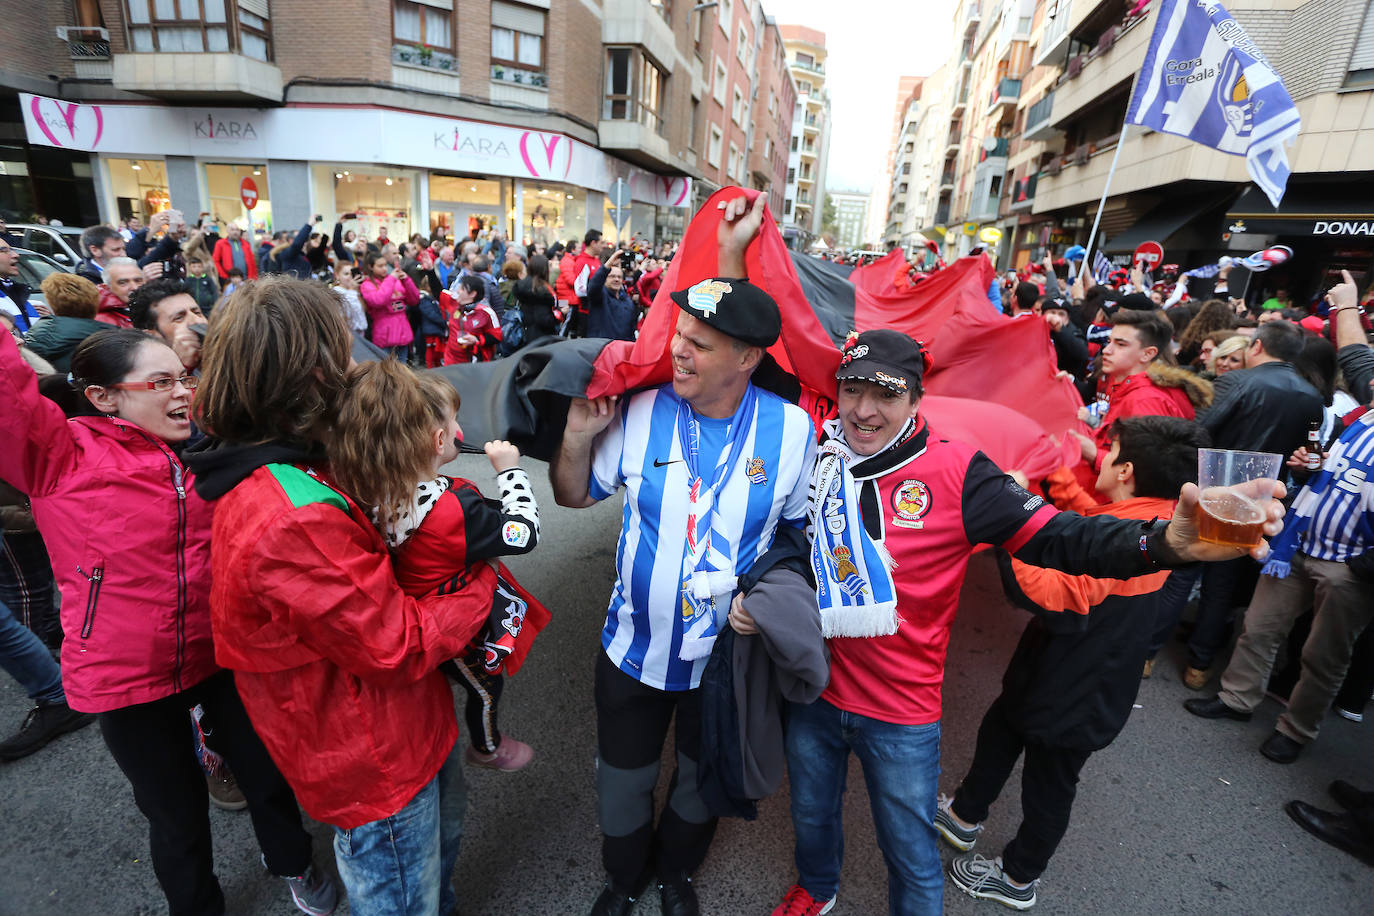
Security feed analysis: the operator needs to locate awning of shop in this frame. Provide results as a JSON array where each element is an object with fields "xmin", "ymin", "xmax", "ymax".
[
  {"xmin": 1225, "ymin": 180, "xmax": 1374, "ymax": 237},
  {"xmin": 1103, "ymin": 185, "xmax": 1241, "ymax": 254}
]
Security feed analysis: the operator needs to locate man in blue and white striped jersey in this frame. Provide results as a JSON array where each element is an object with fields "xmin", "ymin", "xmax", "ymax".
[
  {"xmin": 1186, "ymin": 271, "xmax": 1374, "ymax": 764},
  {"xmin": 552, "ymin": 193, "xmax": 817, "ymax": 916}
]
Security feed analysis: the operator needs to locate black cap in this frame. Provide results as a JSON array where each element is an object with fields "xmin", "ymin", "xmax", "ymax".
[
  {"xmin": 1042, "ymin": 296, "xmax": 1071, "ymax": 313},
  {"xmin": 669, "ymin": 277, "xmax": 781, "ymax": 348},
  {"xmin": 836, "ymin": 329, "xmax": 931, "ymax": 395},
  {"xmin": 1117, "ymin": 292, "xmax": 1155, "ymax": 312}
]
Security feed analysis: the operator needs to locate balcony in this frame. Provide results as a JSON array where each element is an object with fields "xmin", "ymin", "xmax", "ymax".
[
  {"xmin": 1022, "ymin": 91, "xmax": 1059, "ymax": 142},
  {"xmin": 978, "ymin": 137, "xmax": 1010, "ymax": 161},
  {"xmin": 113, "ymin": 52, "xmax": 283, "ymax": 102},
  {"xmin": 1049, "ymin": 9, "xmax": 1150, "ymax": 128},
  {"xmin": 935, "ymin": 202, "xmax": 951, "ymax": 226},
  {"xmin": 951, "ymin": 86, "xmax": 969, "ymax": 116},
  {"xmin": 599, "ymin": 116, "xmax": 674, "ymax": 173},
  {"xmin": 1009, "ymin": 173, "xmax": 1036, "ymax": 211},
  {"xmin": 57, "ymin": 26, "xmax": 111, "ymax": 79},
  {"xmin": 792, "ymin": 59, "xmax": 826, "ymax": 76},
  {"xmin": 1034, "ymin": 0, "xmax": 1073, "ymax": 66},
  {"xmin": 987, "ymin": 78, "xmax": 1021, "ymax": 118},
  {"xmin": 939, "ymin": 168, "xmax": 956, "ymax": 191}
]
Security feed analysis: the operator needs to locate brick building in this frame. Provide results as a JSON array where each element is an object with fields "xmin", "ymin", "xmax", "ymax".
[{"xmin": 1, "ymin": 0, "xmax": 798, "ymax": 247}]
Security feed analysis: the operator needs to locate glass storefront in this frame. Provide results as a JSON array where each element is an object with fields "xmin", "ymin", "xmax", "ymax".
[
  {"xmin": 521, "ymin": 183, "xmax": 585, "ymax": 250},
  {"xmin": 429, "ymin": 174, "xmax": 508, "ymax": 246},
  {"xmin": 602, "ymin": 198, "xmax": 660, "ymax": 246},
  {"xmin": 311, "ymin": 165, "xmax": 418, "ymax": 243},
  {"xmin": 105, "ymin": 158, "xmax": 172, "ymax": 222},
  {"xmin": 204, "ymin": 162, "xmax": 271, "ymax": 235}
]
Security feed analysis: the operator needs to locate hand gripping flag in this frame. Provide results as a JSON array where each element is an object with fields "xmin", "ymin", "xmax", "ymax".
[{"xmin": 1126, "ymin": 0, "xmax": 1300, "ymax": 206}]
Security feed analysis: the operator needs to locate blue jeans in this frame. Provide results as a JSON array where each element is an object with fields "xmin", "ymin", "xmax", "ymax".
[
  {"xmin": 786, "ymin": 698, "xmax": 943, "ymax": 916},
  {"xmin": 0, "ymin": 598, "xmax": 64, "ymax": 705},
  {"xmin": 332, "ymin": 740, "xmax": 467, "ymax": 916}
]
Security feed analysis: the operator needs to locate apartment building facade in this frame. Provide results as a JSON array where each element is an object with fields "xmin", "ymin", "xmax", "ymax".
[
  {"xmin": 779, "ymin": 24, "xmax": 832, "ymax": 248},
  {"xmin": 828, "ymin": 189, "xmax": 869, "ymax": 249},
  {"xmin": 2, "ymin": 0, "xmax": 794, "ymax": 248},
  {"xmin": 917, "ymin": 0, "xmax": 1373, "ymax": 302}
]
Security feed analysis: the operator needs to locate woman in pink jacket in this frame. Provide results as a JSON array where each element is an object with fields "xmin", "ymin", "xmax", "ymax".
[
  {"xmin": 0, "ymin": 328, "xmax": 334, "ymax": 916},
  {"xmin": 359, "ymin": 252, "xmax": 419, "ymax": 360}
]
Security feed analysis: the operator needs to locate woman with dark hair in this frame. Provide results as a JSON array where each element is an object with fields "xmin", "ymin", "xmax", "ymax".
[
  {"xmin": 360, "ymin": 251, "xmax": 419, "ymax": 360},
  {"xmin": 1177, "ymin": 299, "xmax": 1239, "ymax": 368},
  {"xmin": 515, "ymin": 254, "xmax": 558, "ymax": 344},
  {"xmin": 0, "ymin": 326, "xmax": 333, "ymax": 916},
  {"xmin": 1293, "ymin": 335, "xmax": 1360, "ymax": 444}
]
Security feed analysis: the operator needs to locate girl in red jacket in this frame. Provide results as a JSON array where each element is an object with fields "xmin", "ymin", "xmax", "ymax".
[
  {"xmin": 0, "ymin": 327, "xmax": 333, "ymax": 916},
  {"xmin": 330, "ymin": 360, "xmax": 549, "ymax": 771}
]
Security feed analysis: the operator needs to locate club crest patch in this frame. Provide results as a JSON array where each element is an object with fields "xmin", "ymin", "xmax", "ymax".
[
  {"xmin": 746, "ymin": 456, "xmax": 767, "ymax": 485},
  {"xmin": 840, "ymin": 343, "xmax": 869, "ymax": 366},
  {"xmin": 501, "ymin": 521, "xmax": 531, "ymax": 548},
  {"xmin": 687, "ymin": 279, "xmax": 732, "ymax": 316},
  {"xmin": 891, "ymin": 479, "xmax": 931, "ymax": 529}
]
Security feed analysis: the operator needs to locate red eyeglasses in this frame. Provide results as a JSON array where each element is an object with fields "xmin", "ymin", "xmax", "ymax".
[{"xmin": 110, "ymin": 375, "xmax": 199, "ymax": 392}]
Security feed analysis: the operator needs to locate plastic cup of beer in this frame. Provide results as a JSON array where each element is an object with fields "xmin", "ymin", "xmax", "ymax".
[{"xmin": 1196, "ymin": 448, "xmax": 1282, "ymax": 549}]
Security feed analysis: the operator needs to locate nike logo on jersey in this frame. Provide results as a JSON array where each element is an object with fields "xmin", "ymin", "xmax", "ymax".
[{"xmin": 653, "ymin": 458, "xmax": 682, "ymax": 468}]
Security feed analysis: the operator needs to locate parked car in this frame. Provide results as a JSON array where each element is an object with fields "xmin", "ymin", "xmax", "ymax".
[
  {"xmin": 11, "ymin": 247, "xmax": 70, "ymax": 311},
  {"xmin": 9, "ymin": 224, "xmax": 86, "ymax": 269}
]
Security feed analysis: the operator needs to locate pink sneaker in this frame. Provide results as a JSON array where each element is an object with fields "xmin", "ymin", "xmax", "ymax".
[{"xmin": 464, "ymin": 736, "xmax": 534, "ymax": 771}]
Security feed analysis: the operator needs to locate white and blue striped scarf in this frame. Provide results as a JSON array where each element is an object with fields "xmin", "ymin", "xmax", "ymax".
[{"xmin": 809, "ymin": 420, "xmax": 901, "ymax": 638}]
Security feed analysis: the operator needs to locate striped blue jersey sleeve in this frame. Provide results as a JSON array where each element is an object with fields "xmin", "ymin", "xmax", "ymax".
[{"xmin": 588, "ymin": 397, "xmax": 631, "ymax": 502}]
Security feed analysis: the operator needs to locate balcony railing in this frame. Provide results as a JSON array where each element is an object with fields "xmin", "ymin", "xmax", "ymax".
[
  {"xmin": 988, "ymin": 77, "xmax": 1021, "ymax": 109},
  {"xmin": 393, "ymin": 44, "xmax": 456, "ymax": 72},
  {"xmin": 492, "ymin": 63, "xmax": 546, "ymax": 86},
  {"xmin": 1055, "ymin": 9, "xmax": 1149, "ymax": 90},
  {"xmin": 793, "ymin": 59, "xmax": 825, "ymax": 75},
  {"xmin": 940, "ymin": 168, "xmax": 956, "ymax": 186},
  {"xmin": 978, "ymin": 137, "xmax": 1010, "ymax": 161},
  {"xmin": 1023, "ymin": 91, "xmax": 1055, "ymax": 138},
  {"xmin": 935, "ymin": 203, "xmax": 951, "ymax": 226}
]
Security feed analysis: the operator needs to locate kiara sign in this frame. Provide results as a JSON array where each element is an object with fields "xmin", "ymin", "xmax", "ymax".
[{"xmin": 19, "ymin": 93, "xmax": 691, "ymax": 208}]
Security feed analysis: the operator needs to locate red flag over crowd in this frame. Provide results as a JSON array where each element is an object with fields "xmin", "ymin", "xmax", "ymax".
[{"xmin": 436, "ymin": 187, "xmax": 1085, "ymax": 480}]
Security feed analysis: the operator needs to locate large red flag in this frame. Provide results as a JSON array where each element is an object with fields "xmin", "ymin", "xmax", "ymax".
[{"xmin": 587, "ymin": 187, "xmax": 840, "ymax": 405}]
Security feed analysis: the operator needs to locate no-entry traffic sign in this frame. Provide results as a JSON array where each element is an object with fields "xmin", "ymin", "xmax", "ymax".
[
  {"xmin": 1133, "ymin": 240, "xmax": 1163, "ymax": 271},
  {"xmin": 240, "ymin": 176, "xmax": 259, "ymax": 210}
]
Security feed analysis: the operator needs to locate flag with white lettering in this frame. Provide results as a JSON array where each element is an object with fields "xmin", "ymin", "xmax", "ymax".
[{"xmin": 1126, "ymin": 0, "xmax": 1300, "ymax": 206}]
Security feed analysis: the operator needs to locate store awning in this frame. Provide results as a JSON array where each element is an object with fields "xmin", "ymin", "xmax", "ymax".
[
  {"xmin": 1104, "ymin": 186, "xmax": 1241, "ymax": 253},
  {"xmin": 1225, "ymin": 181, "xmax": 1374, "ymax": 238}
]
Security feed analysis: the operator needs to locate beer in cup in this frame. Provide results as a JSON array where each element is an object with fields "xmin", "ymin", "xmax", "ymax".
[{"xmin": 1196, "ymin": 448, "xmax": 1283, "ymax": 549}]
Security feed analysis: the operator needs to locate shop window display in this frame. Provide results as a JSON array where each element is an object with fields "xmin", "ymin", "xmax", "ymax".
[
  {"xmin": 204, "ymin": 162, "xmax": 270, "ymax": 234},
  {"xmin": 105, "ymin": 158, "xmax": 172, "ymax": 223}
]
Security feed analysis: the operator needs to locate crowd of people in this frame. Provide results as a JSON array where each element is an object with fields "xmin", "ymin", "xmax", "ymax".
[{"xmin": 0, "ymin": 190, "xmax": 1370, "ymax": 916}]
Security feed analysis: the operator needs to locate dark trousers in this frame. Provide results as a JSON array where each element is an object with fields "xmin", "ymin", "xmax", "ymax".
[
  {"xmin": 1187, "ymin": 556, "xmax": 1260, "ymax": 669},
  {"xmin": 98, "ymin": 670, "xmax": 313, "ymax": 916},
  {"xmin": 594, "ymin": 651, "xmax": 717, "ymax": 892},
  {"xmin": 1147, "ymin": 566, "xmax": 1202, "ymax": 659},
  {"xmin": 950, "ymin": 697, "xmax": 1091, "ymax": 885},
  {"xmin": 442, "ymin": 647, "xmax": 506, "ymax": 754}
]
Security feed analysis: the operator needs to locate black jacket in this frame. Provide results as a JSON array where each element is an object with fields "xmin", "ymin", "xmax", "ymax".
[
  {"xmin": 1200, "ymin": 361, "xmax": 1323, "ymax": 456},
  {"xmin": 514, "ymin": 277, "xmax": 558, "ymax": 342},
  {"xmin": 994, "ymin": 547, "xmax": 1161, "ymax": 750},
  {"xmin": 1050, "ymin": 323, "xmax": 1090, "ymax": 380}
]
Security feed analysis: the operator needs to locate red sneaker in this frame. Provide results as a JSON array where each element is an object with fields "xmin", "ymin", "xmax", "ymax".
[{"xmin": 771, "ymin": 884, "xmax": 835, "ymax": 916}]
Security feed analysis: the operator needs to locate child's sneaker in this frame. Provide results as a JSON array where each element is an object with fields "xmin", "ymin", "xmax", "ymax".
[
  {"xmin": 949, "ymin": 854, "xmax": 1037, "ymax": 910},
  {"xmin": 935, "ymin": 793, "xmax": 983, "ymax": 851},
  {"xmin": 465, "ymin": 736, "xmax": 533, "ymax": 771}
]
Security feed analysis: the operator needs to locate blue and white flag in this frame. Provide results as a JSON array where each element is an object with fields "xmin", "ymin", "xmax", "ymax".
[
  {"xmin": 1126, "ymin": 0, "xmax": 1300, "ymax": 206},
  {"xmin": 1093, "ymin": 250, "xmax": 1114, "ymax": 284}
]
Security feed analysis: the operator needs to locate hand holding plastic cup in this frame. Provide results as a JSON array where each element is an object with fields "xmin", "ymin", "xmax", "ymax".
[{"xmin": 1197, "ymin": 448, "xmax": 1283, "ymax": 549}]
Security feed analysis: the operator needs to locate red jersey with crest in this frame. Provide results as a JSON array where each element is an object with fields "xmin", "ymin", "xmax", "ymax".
[{"xmin": 820, "ymin": 422, "xmax": 1058, "ymax": 725}]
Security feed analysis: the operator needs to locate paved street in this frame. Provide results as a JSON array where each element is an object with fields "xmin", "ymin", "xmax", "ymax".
[{"xmin": 2, "ymin": 452, "xmax": 1372, "ymax": 915}]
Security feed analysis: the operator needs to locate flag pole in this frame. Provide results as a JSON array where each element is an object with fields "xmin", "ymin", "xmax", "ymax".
[{"xmin": 1080, "ymin": 119, "xmax": 1131, "ymax": 280}]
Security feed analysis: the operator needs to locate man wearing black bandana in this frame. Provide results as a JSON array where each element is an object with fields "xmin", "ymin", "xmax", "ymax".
[{"xmin": 733, "ymin": 329, "xmax": 1290, "ymax": 916}]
